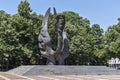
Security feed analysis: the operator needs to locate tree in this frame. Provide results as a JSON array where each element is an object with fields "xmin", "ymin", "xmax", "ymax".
[
  {"xmin": 0, "ymin": 10, "xmax": 20, "ymax": 69},
  {"xmin": 10, "ymin": 4, "xmax": 43, "ymax": 65},
  {"xmin": 0, "ymin": 0, "xmax": 43, "ymax": 68},
  {"xmin": 91, "ymin": 24, "xmax": 106, "ymax": 65},
  {"xmin": 105, "ymin": 19, "xmax": 120, "ymax": 59},
  {"xmin": 61, "ymin": 11, "xmax": 94, "ymax": 65},
  {"xmin": 18, "ymin": 0, "xmax": 32, "ymax": 18}
]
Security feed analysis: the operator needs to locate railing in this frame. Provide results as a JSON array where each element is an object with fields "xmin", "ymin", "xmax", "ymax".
[{"xmin": 108, "ymin": 58, "xmax": 120, "ymax": 69}]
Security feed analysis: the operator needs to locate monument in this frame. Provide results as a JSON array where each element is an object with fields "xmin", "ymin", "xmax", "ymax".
[
  {"xmin": 38, "ymin": 8, "xmax": 69, "ymax": 65},
  {"xmin": 8, "ymin": 8, "xmax": 120, "ymax": 76}
]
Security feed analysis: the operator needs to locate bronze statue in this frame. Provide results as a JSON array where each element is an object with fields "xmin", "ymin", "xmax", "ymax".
[{"xmin": 38, "ymin": 8, "xmax": 69, "ymax": 65}]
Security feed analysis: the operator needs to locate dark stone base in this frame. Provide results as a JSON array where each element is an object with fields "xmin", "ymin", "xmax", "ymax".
[{"xmin": 8, "ymin": 65, "xmax": 120, "ymax": 76}]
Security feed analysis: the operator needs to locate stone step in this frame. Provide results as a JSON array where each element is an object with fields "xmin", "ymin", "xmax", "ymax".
[
  {"xmin": 8, "ymin": 65, "xmax": 35, "ymax": 75},
  {"xmin": 8, "ymin": 65, "xmax": 120, "ymax": 76}
]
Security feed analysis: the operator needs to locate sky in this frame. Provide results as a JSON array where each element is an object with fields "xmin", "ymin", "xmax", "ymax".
[{"xmin": 0, "ymin": 0, "xmax": 120, "ymax": 31}]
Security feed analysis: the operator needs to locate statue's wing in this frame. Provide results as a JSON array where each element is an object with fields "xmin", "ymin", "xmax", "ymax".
[
  {"xmin": 38, "ymin": 8, "xmax": 55, "ymax": 63},
  {"xmin": 53, "ymin": 7, "xmax": 57, "ymax": 17},
  {"xmin": 41, "ymin": 8, "xmax": 50, "ymax": 30},
  {"xmin": 38, "ymin": 8, "xmax": 50, "ymax": 51}
]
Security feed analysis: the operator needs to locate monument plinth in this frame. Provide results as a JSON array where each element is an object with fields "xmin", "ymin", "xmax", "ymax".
[{"xmin": 8, "ymin": 65, "xmax": 120, "ymax": 76}]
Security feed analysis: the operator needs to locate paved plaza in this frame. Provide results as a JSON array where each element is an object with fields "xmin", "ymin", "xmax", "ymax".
[{"xmin": 0, "ymin": 72, "xmax": 120, "ymax": 80}]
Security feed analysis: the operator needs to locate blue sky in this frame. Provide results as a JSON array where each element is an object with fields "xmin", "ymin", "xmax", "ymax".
[{"xmin": 0, "ymin": 0, "xmax": 120, "ymax": 31}]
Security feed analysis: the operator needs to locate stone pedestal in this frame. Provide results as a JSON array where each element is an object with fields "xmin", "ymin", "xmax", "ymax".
[{"xmin": 8, "ymin": 65, "xmax": 120, "ymax": 76}]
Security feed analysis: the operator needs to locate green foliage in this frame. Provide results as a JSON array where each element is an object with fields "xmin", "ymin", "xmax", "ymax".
[
  {"xmin": 105, "ymin": 20, "xmax": 120, "ymax": 59},
  {"xmin": 18, "ymin": 0, "xmax": 32, "ymax": 18}
]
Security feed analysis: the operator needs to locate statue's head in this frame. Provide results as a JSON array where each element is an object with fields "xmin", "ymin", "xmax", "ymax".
[
  {"xmin": 54, "ymin": 8, "xmax": 65, "ymax": 32},
  {"xmin": 55, "ymin": 14, "xmax": 65, "ymax": 27}
]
